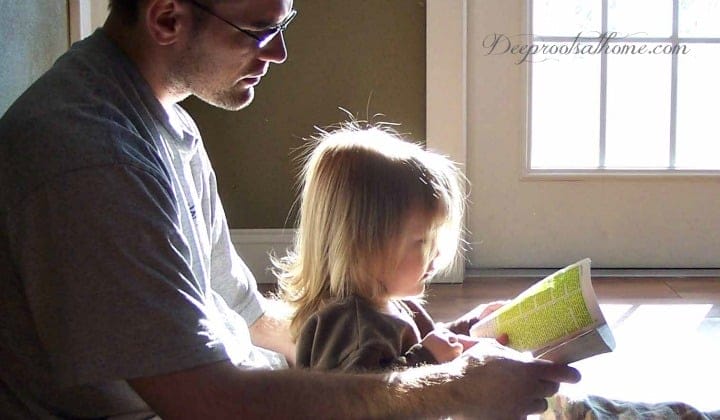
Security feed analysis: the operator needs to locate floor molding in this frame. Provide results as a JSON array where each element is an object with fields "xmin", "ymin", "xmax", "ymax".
[
  {"xmin": 230, "ymin": 229, "xmax": 295, "ymax": 284},
  {"xmin": 231, "ymin": 229, "xmax": 720, "ymax": 283},
  {"xmin": 467, "ymin": 267, "xmax": 720, "ymax": 278}
]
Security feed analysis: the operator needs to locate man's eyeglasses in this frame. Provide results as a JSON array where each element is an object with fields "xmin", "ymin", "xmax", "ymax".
[{"xmin": 188, "ymin": 0, "xmax": 297, "ymax": 48}]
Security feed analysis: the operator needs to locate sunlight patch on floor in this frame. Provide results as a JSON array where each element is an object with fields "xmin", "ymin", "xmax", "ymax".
[{"xmin": 557, "ymin": 304, "xmax": 719, "ymax": 412}]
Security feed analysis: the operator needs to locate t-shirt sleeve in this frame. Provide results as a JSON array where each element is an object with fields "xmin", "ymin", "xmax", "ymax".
[
  {"xmin": 296, "ymin": 312, "xmax": 402, "ymax": 372},
  {"xmin": 192, "ymin": 138, "xmax": 265, "ymax": 327},
  {"xmin": 402, "ymin": 299, "xmax": 436, "ymax": 337},
  {"xmin": 8, "ymin": 164, "xmax": 228, "ymax": 387},
  {"xmin": 206, "ymin": 182, "xmax": 265, "ymax": 326}
]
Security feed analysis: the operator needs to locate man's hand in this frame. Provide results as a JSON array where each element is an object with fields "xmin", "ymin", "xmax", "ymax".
[
  {"xmin": 457, "ymin": 355, "xmax": 580, "ymax": 418},
  {"xmin": 460, "ymin": 340, "xmax": 578, "ymax": 417},
  {"xmin": 435, "ymin": 339, "xmax": 581, "ymax": 419},
  {"xmin": 392, "ymin": 337, "xmax": 581, "ymax": 420}
]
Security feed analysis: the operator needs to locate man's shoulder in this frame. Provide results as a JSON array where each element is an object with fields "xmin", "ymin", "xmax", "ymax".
[
  {"xmin": 0, "ymin": 32, "xmax": 171, "ymax": 206},
  {"xmin": 1, "ymin": 30, "xmax": 162, "ymax": 154},
  {"xmin": 0, "ymin": 98, "xmax": 167, "ymax": 200}
]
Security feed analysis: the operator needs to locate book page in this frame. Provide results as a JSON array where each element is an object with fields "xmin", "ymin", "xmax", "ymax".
[
  {"xmin": 470, "ymin": 259, "xmax": 607, "ymax": 353},
  {"xmin": 536, "ymin": 324, "xmax": 615, "ymax": 364}
]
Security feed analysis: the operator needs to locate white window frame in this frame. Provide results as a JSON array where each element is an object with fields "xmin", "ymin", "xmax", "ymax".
[
  {"xmin": 426, "ymin": 0, "xmax": 467, "ymax": 282},
  {"xmin": 525, "ymin": 0, "xmax": 720, "ymax": 179},
  {"xmin": 68, "ymin": 0, "xmax": 108, "ymax": 43},
  {"xmin": 427, "ymin": 1, "xmax": 466, "ymax": 170}
]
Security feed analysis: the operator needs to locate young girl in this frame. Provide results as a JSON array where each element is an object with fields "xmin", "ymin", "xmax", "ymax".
[{"xmin": 275, "ymin": 123, "xmax": 480, "ymax": 372}]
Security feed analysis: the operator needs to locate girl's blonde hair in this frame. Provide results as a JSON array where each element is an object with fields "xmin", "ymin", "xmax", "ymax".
[{"xmin": 274, "ymin": 123, "xmax": 465, "ymax": 339}]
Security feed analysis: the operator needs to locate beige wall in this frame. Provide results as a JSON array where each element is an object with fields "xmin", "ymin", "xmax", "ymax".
[
  {"xmin": 182, "ymin": 1, "xmax": 426, "ymax": 228},
  {"xmin": 0, "ymin": 1, "xmax": 68, "ymax": 116}
]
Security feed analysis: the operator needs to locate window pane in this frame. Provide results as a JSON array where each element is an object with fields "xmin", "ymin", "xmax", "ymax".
[
  {"xmin": 533, "ymin": 0, "xmax": 601, "ymax": 36},
  {"xmin": 608, "ymin": 0, "xmax": 673, "ymax": 37},
  {"xmin": 606, "ymin": 47, "xmax": 671, "ymax": 168},
  {"xmin": 679, "ymin": 0, "xmax": 720, "ymax": 37},
  {"xmin": 676, "ymin": 44, "xmax": 720, "ymax": 169},
  {"xmin": 531, "ymin": 43, "xmax": 600, "ymax": 169}
]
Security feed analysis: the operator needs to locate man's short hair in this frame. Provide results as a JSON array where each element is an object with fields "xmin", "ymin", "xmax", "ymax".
[
  {"xmin": 108, "ymin": 0, "xmax": 142, "ymax": 25},
  {"xmin": 108, "ymin": 0, "xmax": 217, "ymax": 26}
]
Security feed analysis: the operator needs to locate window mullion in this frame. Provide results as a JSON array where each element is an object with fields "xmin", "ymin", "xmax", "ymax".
[
  {"xmin": 669, "ymin": 0, "xmax": 680, "ymax": 169},
  {"xmin": 599, "ymin": 0, "xmax": 608, "ymax": 169}
]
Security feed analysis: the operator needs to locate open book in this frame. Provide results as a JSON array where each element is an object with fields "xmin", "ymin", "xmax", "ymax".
[{"xmin": 469, "ymin": 258, "xmax": 615, "ymax": 364}]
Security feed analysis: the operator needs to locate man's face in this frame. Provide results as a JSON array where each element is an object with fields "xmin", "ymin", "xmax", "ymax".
[{"xmin": 169, "ymin": 0, "xmax": 294, "ymax": 111}]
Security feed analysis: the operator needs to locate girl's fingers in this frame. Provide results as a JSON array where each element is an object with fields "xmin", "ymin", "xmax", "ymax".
[{"xmin": 496, "ymin": 333, "xmax": 509, "ymax": 346}]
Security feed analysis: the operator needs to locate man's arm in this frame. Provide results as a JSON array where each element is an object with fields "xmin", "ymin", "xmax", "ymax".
[
  {"xmin": 130, "ymin": 360, "xmax": 396, "ymax": 419},
  {"xmin": 129, "ymin": 352, "xmax": 580, "ymax": 419}
]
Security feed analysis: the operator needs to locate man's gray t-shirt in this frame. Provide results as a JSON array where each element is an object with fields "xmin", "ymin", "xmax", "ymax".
[{"xmin": 0, "ymin": 30, "xmax": 267, "ymax": 418}]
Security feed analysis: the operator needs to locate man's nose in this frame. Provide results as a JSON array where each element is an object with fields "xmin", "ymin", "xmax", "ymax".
[{"xmin": 259, "ymin": 31, "xmax": 288, "ymax": 64}]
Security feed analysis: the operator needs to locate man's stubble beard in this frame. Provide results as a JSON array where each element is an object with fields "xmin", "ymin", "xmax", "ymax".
[
  {"xmin": 195, "ymin": 84, "xmax": 254, "ymax": 111},
  {"xmin": 167, "ymin": 39, "xmax": 255, "ymax": 111}
]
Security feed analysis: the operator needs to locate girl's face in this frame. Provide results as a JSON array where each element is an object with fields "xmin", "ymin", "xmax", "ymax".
[{"xmin": 381, "ymin": 211, "xmax": 439, "ymax": 298}]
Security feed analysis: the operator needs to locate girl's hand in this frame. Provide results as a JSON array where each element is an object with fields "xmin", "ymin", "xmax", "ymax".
[
  {"xmin": 421, "ymin": 329, "xmax": 464, "ymax": 363},
  {"xmin": 463, "ymin": 301, "xmax": 507, "ymax": 324},
  {"xmin": 438, "ymin": 301, "xmax": 509, "ymax": 339}
]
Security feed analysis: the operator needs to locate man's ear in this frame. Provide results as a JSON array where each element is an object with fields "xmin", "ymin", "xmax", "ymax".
[{"xmin": 144, "ymin": 0, "xmax": 188, "ymax": 45}]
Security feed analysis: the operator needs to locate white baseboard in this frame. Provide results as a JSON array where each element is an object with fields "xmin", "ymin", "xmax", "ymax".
[
  {"xmin": 230, "ymin": 229, "xmax": 296, "ymax": 284},
  {"xmin": 230, "ymin": 228, "xmax": 466, "ymax": 284},
  {"xmin": 467, "ymin": 267, "xmax": 720, "ymax": 278},
  {"xmin": 231, "ymin": 229, "xmax": 716, "ymax": 284}
]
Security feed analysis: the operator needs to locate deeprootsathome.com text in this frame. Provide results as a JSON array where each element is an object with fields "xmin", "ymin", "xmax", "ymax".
[{"xmin": 482, "ymin": 32, "xmax": 690, "ymax": 64}]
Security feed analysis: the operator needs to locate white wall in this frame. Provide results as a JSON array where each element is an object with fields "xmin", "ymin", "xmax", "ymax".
[
  {"xmin": 463, "ymin": 0, "xmax": 720, "ymax": 268},
  {"xmin": 69, "ymin": 0, "xmax": 108, "ymax": 43}
]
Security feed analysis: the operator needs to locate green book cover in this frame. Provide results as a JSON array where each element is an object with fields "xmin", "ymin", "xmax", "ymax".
[{"xmin": 470, "ymin": 259, "xmax": 615, "ymax": 364}]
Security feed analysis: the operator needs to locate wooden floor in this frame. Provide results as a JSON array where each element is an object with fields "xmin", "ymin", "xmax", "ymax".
[
  {"xmin": 424, "ymin": 276, "xmax": 720, "ymax": 412},
  {"xmin": 422, "ymin": 276, "xmax": 720, "ymax": 322},
  {"xmin": 261, "ymin": 276, "xmax": 720, "ymax": 411}
]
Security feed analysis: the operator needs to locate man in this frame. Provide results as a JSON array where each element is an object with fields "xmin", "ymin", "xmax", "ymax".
[{"xmin": 0, "ymin": 0, "xmax": 580, "ymax": 418}]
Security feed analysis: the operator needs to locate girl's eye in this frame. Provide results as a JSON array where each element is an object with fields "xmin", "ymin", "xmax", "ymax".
[{"xmin": 417, "ymin": 238, "xmax": 433, "ymax": 249}]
